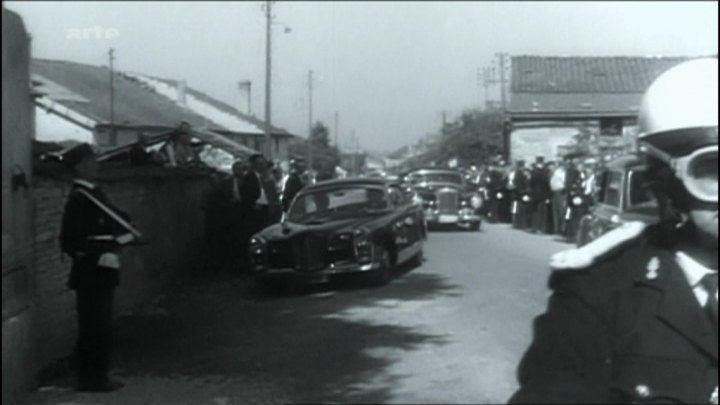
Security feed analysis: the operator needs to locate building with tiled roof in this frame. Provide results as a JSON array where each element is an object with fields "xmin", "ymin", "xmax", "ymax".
[
  {"xmin": 31, "ymin": 58, "xmax": 295, "ymax": 160},
  {"xmin": 508, "ymin": 55, "xmax": 691, "ymax": 120},
  {"xmin": 504, "ymin": 55, "xmax": 696, "ymax": 161}
]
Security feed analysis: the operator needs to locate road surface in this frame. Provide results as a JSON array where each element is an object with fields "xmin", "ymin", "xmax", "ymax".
[{"xmin": 22, "ymin": 223, "xmax": 571, "ymax": 405}]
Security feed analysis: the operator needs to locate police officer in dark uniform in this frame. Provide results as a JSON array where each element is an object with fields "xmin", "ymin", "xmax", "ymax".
[
  {"xmin": 528, "ymin": 157, "xmax": 552, "ymax": 234},
  {"xmin": 485, "ymin": 160, "xmax": 507, "ymax": 223},
  {"xmin": 281, "ymin": 157, "xmax": 307, "ymax": 212},
  {"xmin": 508, "ymin": 160, "xmax": 531, "ymax": 230},
  {"xmin": 59, "ymin": 143, "xmax": 142, "ymax": 392},
  {"xmin": 510, "ymin": 58, "xmax": 718, "ymax": 404}
]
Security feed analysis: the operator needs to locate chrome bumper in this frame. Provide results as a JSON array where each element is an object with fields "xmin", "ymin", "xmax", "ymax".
[
  {"xmin": 424, "ymin": 209, "xmax": 481, "ymax": 225},
  {"xmin": 254, "ymin": 260, "xmax": 380, "ymax": 281}
]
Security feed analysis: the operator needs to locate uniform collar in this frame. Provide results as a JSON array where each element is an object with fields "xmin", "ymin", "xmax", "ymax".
[
  {"xmin": 73, "ymin": 179, "xmax": 97, "ymax": 190},
  {"xmin": 675, "ymin": 251, "xmax": 716, "ymax": 290}
]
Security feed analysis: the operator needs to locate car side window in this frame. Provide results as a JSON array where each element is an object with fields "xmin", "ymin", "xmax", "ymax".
[
  {"xmin": 601, "ymin": 171, "xmax": 623, "ymax": 208},
  {"xmin": 388, "ymin": 186, "xmax": 405, "ymax": 206}
]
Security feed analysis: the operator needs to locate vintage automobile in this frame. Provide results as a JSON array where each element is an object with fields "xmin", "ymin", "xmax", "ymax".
[
  {"xmin": 249, "ymin": 178, "xmax": 426, "ymax": 285},
  {"xmin": 404, "ymin": 169, "xmax": 483, "ymax": 230},
  {"xmin": 576, "ymin": 155, "xmax": 660, "ymax": 246}
]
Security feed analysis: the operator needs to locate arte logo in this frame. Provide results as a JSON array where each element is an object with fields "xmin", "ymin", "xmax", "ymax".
[{"xmin": 66, "ymin": 26, "xmax": 120, "ymax": 40}]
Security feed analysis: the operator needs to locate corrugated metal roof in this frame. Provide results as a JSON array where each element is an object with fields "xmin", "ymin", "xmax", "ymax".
[
  {"xmin": 511, "ymin": 55, "xmax": 692, "ymax": 94},
  {"xmin": 30, "ymin": 58, "xmax": 292, "ymax": 136}
]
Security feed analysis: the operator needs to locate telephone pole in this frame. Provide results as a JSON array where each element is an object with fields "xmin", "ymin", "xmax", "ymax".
[
  {"xmin": 264, "ymin": 0, "xmax": 273, "ymax": 159},
  {"xmin": 333, "ymin": 111, "xmax": 339, "ymax": 148},
  {"xmin": 108, "ymin": 48, "xmax": 116, "ymax": 145},
  {"xmin": 307, "ymin": 69, "xmax": 314, "ymax": 175},
  {"xmin": 496, "ymin": 52, "xmax": 509, "ymax": 111}
]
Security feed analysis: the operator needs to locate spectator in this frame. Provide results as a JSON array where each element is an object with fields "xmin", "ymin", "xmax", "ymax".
[{"xmin": 550, "ymin": 161, "xmax": 567, "ymax": 235}]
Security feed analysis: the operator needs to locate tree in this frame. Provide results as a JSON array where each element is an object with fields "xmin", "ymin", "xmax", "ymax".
[
  {"xmin": 288, "ymin": 121, "xmax": 341, "ymax": 181},
  {"xmin": 407, "ymin": 108, "xmax": 504, "ymax": 168}
]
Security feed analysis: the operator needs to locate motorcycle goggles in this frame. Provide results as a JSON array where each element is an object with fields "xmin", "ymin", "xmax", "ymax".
[
  {"xmin": 674, "ymin": 145, "xmax": 718, "ymax": 203},
  {"xmin": 642, "ymin": 135, "xmax": 718, "ymax": 203}
]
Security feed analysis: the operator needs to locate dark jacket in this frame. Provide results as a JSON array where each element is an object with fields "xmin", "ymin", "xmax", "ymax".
[
  {"xmin": 60, "ymin": 181, "xmax": 131, "ymax": 290},
  {"xmin": 239, "ymin": 171, "xmax": 262, "ymax": 212},
  {"xmin": 281, "ymin": 172, "xmax": 305, "ymax": 212},
  {"xmin": 510, "ymin": 226, "xmax": 718, "ymax": 404},
  {"xmin": 529, "ymin": 166, "xmax": 552, "ymax": 202}
]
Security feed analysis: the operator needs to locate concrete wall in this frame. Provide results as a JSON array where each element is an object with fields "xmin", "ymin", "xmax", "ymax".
[
  {"xmin": 31, "ymin": 167, "xmax": 212, "ymax": 378},
  {"xmin": 2, "ymin": 6, "xmax": 36, "ymax": 403}
]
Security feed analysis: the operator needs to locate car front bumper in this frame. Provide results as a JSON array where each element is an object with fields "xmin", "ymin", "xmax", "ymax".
[
  {"xmin": 424, "ymin": 209, "xmax": 481, "ymax": 226},
  {"xmin": 252, "ymin": 260, "xmax": 381, "ymax": 283}
]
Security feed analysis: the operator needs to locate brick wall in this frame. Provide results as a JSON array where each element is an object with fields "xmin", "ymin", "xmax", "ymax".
[{"xmin": 32, "ymin": 167, "xmax": 213, "ymax": 372}]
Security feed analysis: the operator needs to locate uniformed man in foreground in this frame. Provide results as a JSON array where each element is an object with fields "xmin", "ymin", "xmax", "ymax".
[
  {"xmin": 510, "ymin": 58, "xmax": 718, "ymax": 404},
  {"xmin": 59, "ymin": 143, "xmax": 143, "ymax": 392}
]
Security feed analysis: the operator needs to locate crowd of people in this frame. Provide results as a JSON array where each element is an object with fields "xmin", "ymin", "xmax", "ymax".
[
  {"xmin": 204, "ymin": 154, "xmax": 311, "ymax": 272},
  {"xmin": 467, "ymin": 155, "xmax": 604, "ymax": 242}
]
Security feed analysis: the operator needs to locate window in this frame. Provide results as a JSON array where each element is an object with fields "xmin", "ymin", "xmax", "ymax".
[
  {"xmin": 600, "ymin": 171, "xmax": 623, "ymax": 208},
  {"xmin": 627, "ymin": 169, "xmax": 655, "ymax": 207}
]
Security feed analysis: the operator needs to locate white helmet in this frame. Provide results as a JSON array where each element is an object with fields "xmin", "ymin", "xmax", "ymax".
[
  {"xmin": 638, "ymin": 58, "xmax": 718, "ymax": 158},
  {"xmin": 637, "ymin": 57, "xmax": 718, "ymax": 203}
]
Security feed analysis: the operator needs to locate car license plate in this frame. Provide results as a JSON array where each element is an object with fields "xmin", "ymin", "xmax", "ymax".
[{"xmin": 439, "ymin": 214, "xmax": 458, "ymax": 223}]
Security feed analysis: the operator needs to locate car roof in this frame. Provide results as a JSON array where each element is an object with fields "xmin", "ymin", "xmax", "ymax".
[
  {"xmin": 604, "ymin": 154, "xmax": 647, "ymax": 172},
  {"xmin": 299, "ymin": 177, "xmax": 391, "ymax": 194},
  {"xmin": 407, "ymin": 168, "xmax": 462, "ymax": 175}
]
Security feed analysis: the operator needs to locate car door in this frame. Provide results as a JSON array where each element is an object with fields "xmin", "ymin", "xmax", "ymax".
[{"xmin": 388, "ymin": 185, "xmax": 423, "ymax": 263}]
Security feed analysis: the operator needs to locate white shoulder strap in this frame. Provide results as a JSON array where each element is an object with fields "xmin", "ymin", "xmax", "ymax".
[
  {"xmin": 550, "ymin": 221, "xmax": 646, "ymax": 270},
  {"xmin": 76, "ymin": 188, "xmax": 143, "ymax": 239}
]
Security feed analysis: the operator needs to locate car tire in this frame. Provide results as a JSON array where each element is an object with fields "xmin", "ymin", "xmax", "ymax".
[
  {"xmin": 370, "ymin": 247, "xmax": 392, "ymax": 286},
  {"xmin": 470, "ymin": 221, "xmax": 481, "ymax": 231},
  {"xmin": 408, "ymin": 246, "xmax": 424, "ymax": 269}
]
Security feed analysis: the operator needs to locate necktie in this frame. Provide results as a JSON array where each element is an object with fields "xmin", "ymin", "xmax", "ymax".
[{"xmin": 700, "ymin": 273, "xmax": 718, "ymax": 328}]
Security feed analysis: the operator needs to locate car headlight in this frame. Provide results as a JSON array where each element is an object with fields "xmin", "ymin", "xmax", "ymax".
[
  {"xmin": 250, "ymin": 236, "xmax": 266, "ymax": 255},
  {"xmin": 572, "ymin": 196, "xmax": 583, "ymax": 206},
  {"xmin": 522, "ymin": 195, "xmax": 530, "ymax": 203},
  {"xmin": 496, "ymin": 192, "xmax": 503, "ymax": 199},
  {"xmin": 470, "ymin": 195, "xmax": 482, "ymax": 209},
  {"xmin": 353, "ymin": 227, "xmax": 372, "ymax": 263}
]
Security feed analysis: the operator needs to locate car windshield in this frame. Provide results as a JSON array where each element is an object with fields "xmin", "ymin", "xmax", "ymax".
[
  {"xmin": 408, "ymin": 172, "xmax": 463, "ymax": 185},
  {"xmin": 287, "ymin": 186, "xmax": 388, "ymax": 224}
]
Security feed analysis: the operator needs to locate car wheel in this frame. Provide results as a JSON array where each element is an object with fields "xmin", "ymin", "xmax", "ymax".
[
  {"xmin": 408, "ymin": 246, "xmax": 424, "ymax": 268},
  {"xmin": 370, "ymin": 248, "xmax": 392, "ymax": 286},
  {"xmin": 470, "ymin": 221, "xmax": 481, "ymax": 231}
]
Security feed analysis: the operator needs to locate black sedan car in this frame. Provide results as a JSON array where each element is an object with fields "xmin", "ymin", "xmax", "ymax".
[
  {"xmin": 249, "ymin": 178, "xmax": 426, "ymax": 285},
  {"xmin": 576, "ymin": 154, "xmax": 660, "ymax": 246},
  {"xmin": 405, "ymin": 169, "xmax": 483, "ymax": 230}
]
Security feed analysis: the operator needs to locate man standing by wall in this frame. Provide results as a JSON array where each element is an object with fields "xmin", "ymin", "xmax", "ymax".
[
  {"xmin": 240, "ymin": 154, "xmax": 270, "ymax": 247},
  {"xmin": 59, "ymin": 143, "xmax": 141, "ymax": 392}
]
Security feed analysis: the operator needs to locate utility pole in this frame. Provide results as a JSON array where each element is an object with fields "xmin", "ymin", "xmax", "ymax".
[
  {"xmin": 264, "ymin": 0, "xmax": 273, "ymax": 159},
  {"xmin": 307, "ymin": 69, "xmax": 314, "ymax": 176},
  {"xmin": 108, "ymin": 48, "xmax": 116, "ymax": 145},
  {"xmin": 333, "ymin": 111, "xmax": 339, "ymax": 148},
  {"xmin": 496, "ymin": 52, "xmax": 508, "ymax": 111}
]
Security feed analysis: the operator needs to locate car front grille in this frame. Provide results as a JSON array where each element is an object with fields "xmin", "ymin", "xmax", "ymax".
[
  {"xmin": 267, "ymin": 239, "xmax": 294, "ymax": 269},
  {"xmin": 437, "ymin": 190, "xmax": 459, "ymax": 214},
  {"xmin": 292, "ymin": 234, "xmax": 327, "ymax": 271}
]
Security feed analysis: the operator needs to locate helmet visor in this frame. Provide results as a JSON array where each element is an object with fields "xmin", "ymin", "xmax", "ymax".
[{"xmin": 678, "ymin": 146, "xmax": 718, "ymax": 203}]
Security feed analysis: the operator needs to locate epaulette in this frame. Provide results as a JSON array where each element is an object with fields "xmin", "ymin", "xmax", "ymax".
[{"xmin": 549, "ymin": 221, "xmax": 646, "ymax": 270}]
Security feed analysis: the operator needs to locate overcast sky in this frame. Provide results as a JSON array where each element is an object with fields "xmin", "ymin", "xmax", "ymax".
[{"xmin": 7, "ymin": 1, "xmax": 718, "ymax": 152}]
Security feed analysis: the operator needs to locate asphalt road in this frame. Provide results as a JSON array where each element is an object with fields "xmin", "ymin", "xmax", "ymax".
[{"xmin": 23, "ymin": 223, "xmax": 571, "ymax": 405}]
